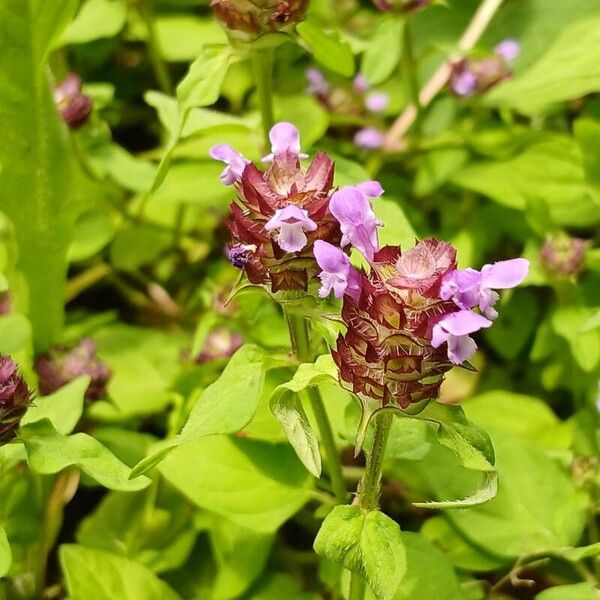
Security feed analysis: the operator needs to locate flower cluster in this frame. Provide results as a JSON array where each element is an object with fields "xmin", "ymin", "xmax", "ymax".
[
  {"xmin": 0, "ymin": 356, "xmax": 32, "ymax": 443},
  {"xmin": 54, "ymin": 73, "xmax": 93, "ymax": 129},
  {"xmin": 34, "ymin": 338, "xmax": 111, "ymax": 401},
  {"xmin": 305, "ymin": 71, "xmax": 389, "ymax": 150},
  {"xmin": 450, "ymin": 39, "xmax": 520, "ymax": 97},
  {"xmin": 211, "ymin": 0, "xmax": 308, "ymax": 35}
]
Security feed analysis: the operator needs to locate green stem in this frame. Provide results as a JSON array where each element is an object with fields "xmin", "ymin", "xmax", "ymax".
[
  {"xmin": 252, "ymin": 50, "xmax": 275, "ymax": 150},
  {"xmin": 348, "ymin": 411, "xmax": 393, "ymax": 597},
  {"xmin": 139, "ymin": 0, "xmax": 173, "ymax": 95},
  {"xmin": 402, "ymin": 19, "xmax": 421, "ymax": 136},
  {"xmin": 285, "ymin": 311, "xmax": 347, "ymax": 504}
]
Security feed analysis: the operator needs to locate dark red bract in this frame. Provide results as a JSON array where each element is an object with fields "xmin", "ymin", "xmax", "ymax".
[{"xmin": 0, "ymin": 355, "xmax": 32, "ymax": 443}]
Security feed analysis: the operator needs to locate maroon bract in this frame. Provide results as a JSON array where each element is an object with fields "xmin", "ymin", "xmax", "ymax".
[
  {"xmin": 332, "ymin": 239, "xmax": 458, "ymax": 411},
  {"xmin": 54, "ymin": 73, "xmax": 92, "ymax": 129},
  {"xmin": 34, "ymin": 338, "xmax": 111, "ymax": 401},
  {"xmin": 0, "ymin": 355, "xmax": 32, "ymax": 443}
]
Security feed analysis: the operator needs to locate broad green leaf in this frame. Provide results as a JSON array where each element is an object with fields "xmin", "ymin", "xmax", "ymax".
[
  {"xmin": 22, "ymin": 376, "xmax": 89, "ymax": 435},
  {"xmin": 20, "ymin": 419, "xmax": 150, "ymax": 492},
  {"xmin": 452, "ymin": 136, "xmax": 600, "ymax": 227},
  {"xmin": 552, "ymin": 306, "xmax": 600, "ymax": 372},
  {"xmin": 251, "ymin": 573, "xmax": 320, "ymax": 600},
  {"xmin": 155, "ymin": 16, "xmax": 227, "ymax": 61},
  {"xmin": 535, "ymin": 583, "xmax": 600, "ymax": 600},
  {"xmin": 296, "ymin": 21, "xmax": 355, "ymax": 77},
  {"xmin": 0, "ymin": 0, "xmax": 83, "ymax": 350},
  {"xmin": 0, "ymin": 314, "xmax": 31, "ymax": 354},
  {"xmin": 131, "ymin": 344, "xmax": 270, "ymax": 477},
  {"xmin": 210, "ymin": 518, "xmax": 273, "ymax": 600},
  {"xmin": 361, "ymin": 16, "xmax": 404, "ymax": 85},
  {"xmin": 60, "ymin": 544, "xmax": 181, "ymax": 600},
  {"xmin": 393, "ymin": 532, "xmax": 464, "ymax": 600},
  {"xmin": 69, "ymin": 211, "xmax": 115, "ymax": 262},
  {"xmin": 0, "ymin": 527, "xmax": 11, "ymax": 578},
  {"xmin": 270, "ymin": 355, "xmax": 338, "ymax": 476},
  {"xmin": 160, "ymin": 435, "xmax": 312, "ymax": 533},
  {"xmin": 487, "ymin": 17, "xmax": 600, "ymax": 115},
  {"xmin": 574, "ymin": 118, "xmax": 600, "ymax": 191},
  {"xmin": 110, "ymin": 226, "xmax": 170, "ymax": 272},
  {"xmin": 375, "ymin": 198, "xmax": 417, "ymax": 251},
  {"xmin": 314, "ymin": 505, "xmax": 406, "ymax": 600},
  {"xmin": 274, "ymin": 95, "xmax": 329, "ymax": 149},
  {"xmin": 61, "ymin": 0, "xmax": 126, "ymax": 45}
]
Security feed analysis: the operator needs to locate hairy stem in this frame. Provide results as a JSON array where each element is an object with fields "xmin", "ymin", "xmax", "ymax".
[
  {"xmin": 285, "ymin": 310, "xmax": 347, "ymax": 504},
  {"xmin": 252, "ymin": 50, "xmax": 275, "ymax": 150},
  {"xmin": 385, "ymin": 0, "xmax": 505, "ymax": 149},
  {"xmin": 348, "ymin": 411, "xmax": 393, "ymax": 597}
]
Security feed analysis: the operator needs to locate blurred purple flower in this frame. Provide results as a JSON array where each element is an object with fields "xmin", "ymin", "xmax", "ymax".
[
  {"xmin": 353, "ymin": 74, "xmax": 370, "ymax": 94},
  {"xmin": 262, "ymin": 122, "xmax": 308, "ymax": 162},
  {"xmin": 450, "ymin": 68, "xmax": 478, "ymax": 97},
  {"xmin": 209, "ymin": 144, "xmax": 250, "ymax": 185},
  {"xmin": 54, "ymin": 73, "xmax": 92, "ymax": 129},
  {"xmin": 306, "ymin": 68, "xmax": 329, "ymax": 96},
  {"xmin": 494, "ymin": 39, "xmax": 521, "ymax": 62},
  {"xmin": 196, "ymin": 327, "xmax": 244, "ymax": 364},
  {"xmin": 329, "ymin": 185, "xmax": 384, "ymax": 261},
  {"xmin": 314, "ymin": 240, "xmax": 362, "ymax": 301},
  {"xmin": 264, "ymin": 205, "xmax": 317, "ymax": 253},
  {"xmin": 441, "ymin": 258, "xmax": 529, "ymax": 319},
  {"xmin": 365, "ymin": 91, "xmax": 390, "ymax": 113},
  {"xmin": 354, "ymin": 127, "xmax": 385, "ymax": 150},
  {"xmin": 431, "ymin": 310, "xmax": 493, "ymax": 364}
]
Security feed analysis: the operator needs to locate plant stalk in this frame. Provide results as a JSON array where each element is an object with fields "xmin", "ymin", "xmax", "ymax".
[
  {"xmin": 252, "ymin": 50, "xmax": 275, "ymax": 150},
  {"xmin": 285, "ymin": 310, "xmax": 347, "ymax": 504},
  {"xmin": 348, "ymin": 411, "xmax": 394, "ymax": 598},
  {"xmin": 139, "ymin": 0, "xmax": 173, "ymax": 95}
]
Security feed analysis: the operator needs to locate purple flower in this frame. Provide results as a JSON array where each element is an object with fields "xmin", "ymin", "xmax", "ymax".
[
  {"xmin": 54, "ymin": 73, "xmax": 92, "ymax": 129},
  {"xmin": 210, "ymin": 144, "xmax": 250, "ymax": 185},
  {"xmin": 226, "ymin": 243, "xmax": 257, "ymax": 269},
  {"xmin": 0, "ymin": 355, "xmax": 31, "ymax": 443},
  {"xmin": 329, "ymin": 186, "xmax": 384, "ymax": 261},
  {"xmin": 264, "ymin": 205, "xmax": 317, "ymax": 253},
  {"xmin": 451, "ymin": 68, "xmax": 478, "ymax": 97},
  {"xmin": 314, "ymin": 240, "xmax": 362, "ymax": 302},
  {"xmin": 195, "ymin": 327, "xmax": 244, "ymax": 363},
  {"xmin": 440, "ymin": 258, "xmax": 529, "ymax": 319},
  {"xmin": 494, "ymin": 39, "xmax": 521, "ymax": 62},
  {"xmin": 354, "ymin": 127, "xmax": 385, "ymax": 150},
  {"xmin": 262, "ymin": 122, "xmax": 308, "ymax": 162},
  {"xmin": 365, "ymin": 92, "xmax": 390, "ymax": 113},
  {"xmin": 353, "ymin": 74, "xmax": 370, "ymax": 94},
  {"xmin": 306, "ymin": 68, "xmax": 329, "ymax": 96},
  {"xmin": 431, "ymin": 310, "xmax": 493, "ymax": 364},
  {"xmin": 356, "ymin": 180, "xmax": 384, "ymax": 200}
]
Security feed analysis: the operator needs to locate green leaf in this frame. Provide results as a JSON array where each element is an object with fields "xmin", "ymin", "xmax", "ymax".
[
  {"xmin": 552, "ymin": 306, "xmax": 600, "ymax": 372},
  {"xmin": 22, "ymin": 376, "xmax": 89, "ymax": 435},
  {"xmin": 0, "ymin": 526, "xmax": 11, "ymax": 578},
  {"xmin": 296, "ymin": 21, "xmax": 355, "ymax": 77},
  {"xmin": 274, "ymin": 95, "xmax": 329, "ymax": 149},
  {"xmin": 160, "ymin": 435, "xmax": 312, "ymax": 533},
  {"xmin": 60, "ymin": 544, "xmax": 182, "ymax": 600},
  {"xmin": 0, "ymin": 0, "xmax": 84, "ymax": 350},
  {"xmin": 20, "ymin": 419, "xmax": 151, "ymax": 492},
  {"xmin": 314, "ymin": 505, "xmax": 406, "ymax": 600},
  {"xmin": 574, "ymin": 118, "xmax": 600, "ymax": 191},
  {"xmin": 375, "ymin": 198, "xmax": 417, "ymax": 251},
  {"xmin": 535, "ymin": 582, "xmax": 600, "ymax": 600},
  {"xmin": 0, "ymin": 314, "xmax": 32, "ymax": 354},
  {"xmin": 361, "ymin": 16, "xmax": 404, "ymax": 85},
  {"xmin": 487, "ymin": 17, "xmax": 600, "ymax": 115},
  {"xmin": 132, "ymin": 344, "xmax": 270, "ymax": 477},
  {"xmin": 110, "ymin": 226, "xmax": 170, "ymax": 272},
  {"xmin": 60, "ymin": 0, "xmax": 126, "ymax": 45},
  {"xmin": 270, "ymin": 355, "xmax": 338, "ymax": 476}
]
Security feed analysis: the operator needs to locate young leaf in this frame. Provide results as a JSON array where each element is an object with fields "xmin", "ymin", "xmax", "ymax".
[
  {"xmin": 361, "ymin": 16, "xmax": 404, "ymax": 85},
  {"xmin": 60, "ymin": 0, "xmax": 126, "ymax": 45},
  {"xmin": 314, "ymin": 505, "xmax": 406, "ymax": 600},
  {"xmin": 535, "ymin": 582, "xmax": 600, "ymax": 600},
  {"xmin": 20, "ymin": 419, "xmax": 151, "ymax": 492},
  {"xmin": 296, "ymin": 21, "xmax": 354, "ymax": 77},
  {"xmin": 412, "ymin": 471, "xmax": 498, "ymax": 509},
  {"xmin": 0, "ymin": 527, "xmax": 11, "ymax": 578}
]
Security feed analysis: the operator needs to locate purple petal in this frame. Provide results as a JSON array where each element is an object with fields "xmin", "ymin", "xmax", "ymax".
[
  {"xmin": 314, "ymin": 240, "xmax": 361, "ymax": 301},
  {"xmin": 313, "ymin": 240, "xmax": 349, "ymax": 273},
  {"xmin": 447, "ymin": 334, "xmax": 478, "ymax": 364},
  {"xmin": 494, "ymin": 39, "xmax": 520, "ymax": 62},
  {"xmin": 431, "ymin": 310, "xmax": 491, "ymax": 364},
  {"xmin": 435, "ymin": 310, "xmax": 492, "ymax": 337},
  {"xmin": 354, "ymin": 127, "xmax": 384, "ymax": 150},
  {"xmin": 481, "ymin": 258, "xmax": 529, "ymax": 289},
  {"xmin": 264, "ymin": 205, "xmax": 316, "ymax": 253},
  {"xmin": 365, "ymin": 92, "xmax": 390, "ymax": 113},
  {"xmin": 209, "ymin": 144, "xmax": 249, "ymax": 185},
  {"xmin": 356, "ymin": 180, "xmax": 384, "ymax": 199},
  {"xmin": 353, "ymin": 74, "xmax": 370, "ymax": 94},
  {"xmin": 277, "ymin": 224, "xmax": 309, "ymax": 253},
  {"xmin": 306, "ymin": 68, "xmax": 329, "ymax": 96},
  {"xmin": 440, "ymin": 268, "xmax": 482, "ymax": 309},
  {"xmin": 451, "ymin": 70, "xmax": 477, "ymax": 96},
  {"xmin": 262, "ymin": 122, "xmax": 308, "ymax": 162}
]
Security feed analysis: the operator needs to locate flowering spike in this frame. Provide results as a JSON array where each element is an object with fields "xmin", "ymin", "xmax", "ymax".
[
  {"xmin": 210, "ymin": 144, "xmax": 250, "ymax": 185},
  {"xmin": 314, "ymin": 240, "xmax": 362, "ymax": 302},
  {"xmin": 329, "ymin": 186, "xmax": 384, "ymax": 261}
]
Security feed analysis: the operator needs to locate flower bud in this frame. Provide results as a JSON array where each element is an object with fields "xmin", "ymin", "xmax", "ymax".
[
  {"xmin": 211, "ymin": 0, "xmax": 309, "ymax": 35},
  {"xmin": 0, "ymin": 356, "xmax": 32, "ymax": 443},
  {"xmin": 195, "ymin": 327, "xmax": 244, "ymax": 363},
  {"xmin": 54, "ymin": 73, "xmax": 93, "ymax": 129},
  {"xmin": 540, "ymin": 235, "xmax": 587, "ymax": 278},
  {"xmin": 34, "ymin": 338, "xmax": 111, "ymax": 401}
]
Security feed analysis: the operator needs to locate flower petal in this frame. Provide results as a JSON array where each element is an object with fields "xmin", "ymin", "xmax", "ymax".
[
  {"xmin": 436, "ymin": 310, "xmax": 492, "ymax": 336},
  {"xmin": 447, "ymin": 334, "xmax": 478, "ymax": 364},
  {"xmin": 356, "ymin": 180, "xmax": 384, "ymax": 199},
  {"xmin": 494, "ymin": 39, "xmax": 520, "ymax": 62},
  {"xmin": 277, "ymin": 224, "xmax": 308, "ymax": 253},
  {"xmin": 481, "ymin": 258, "xmax": 529, "ymax": 289},
  {"xmin": 262, "ymin": 122, "xmax": 308, "ymax": 162}
]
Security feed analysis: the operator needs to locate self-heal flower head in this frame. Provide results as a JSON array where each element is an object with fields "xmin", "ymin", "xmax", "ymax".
[
  {"xmin": 353, "ymin": 127, "xmax": 385, "ymax": 150},
  {"xmin": 494, "ymin": 39, "xmax": 521, "ymax": 62},
  {"xmin": 314, "ymin": 240, "xmax": 362, "ymax": 302},
  {"xmin": 306, "ymin": 68, "xmax": 329, "ymax": 97},
  {"xmin": 365, "ymin": 91, "xmax": 390, "ymax": 113},
  {"xmin": 0, "ymin": 355, "xmax": 32, "ymax": 443},
  {"xmin": 264, "ymin": 205, "xmax": 317, "ymax": 253},
  {"xmin": 441, "ymin": 258, "xmax": 529, "ymax": 319},
  {"xmin": 431, "ymin": 310, "xmax": 493, "ymax": 364},
  {"xmin": 262, "ymin": 122, "xmax": 308, "ymax": 162},
  {"xmin": 210, "ymin": 144, "xmax": 250, "ymax": 185},
  {"xmin": 329, "ymin": 185, "xmax": 384, "ymax": 261}
]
